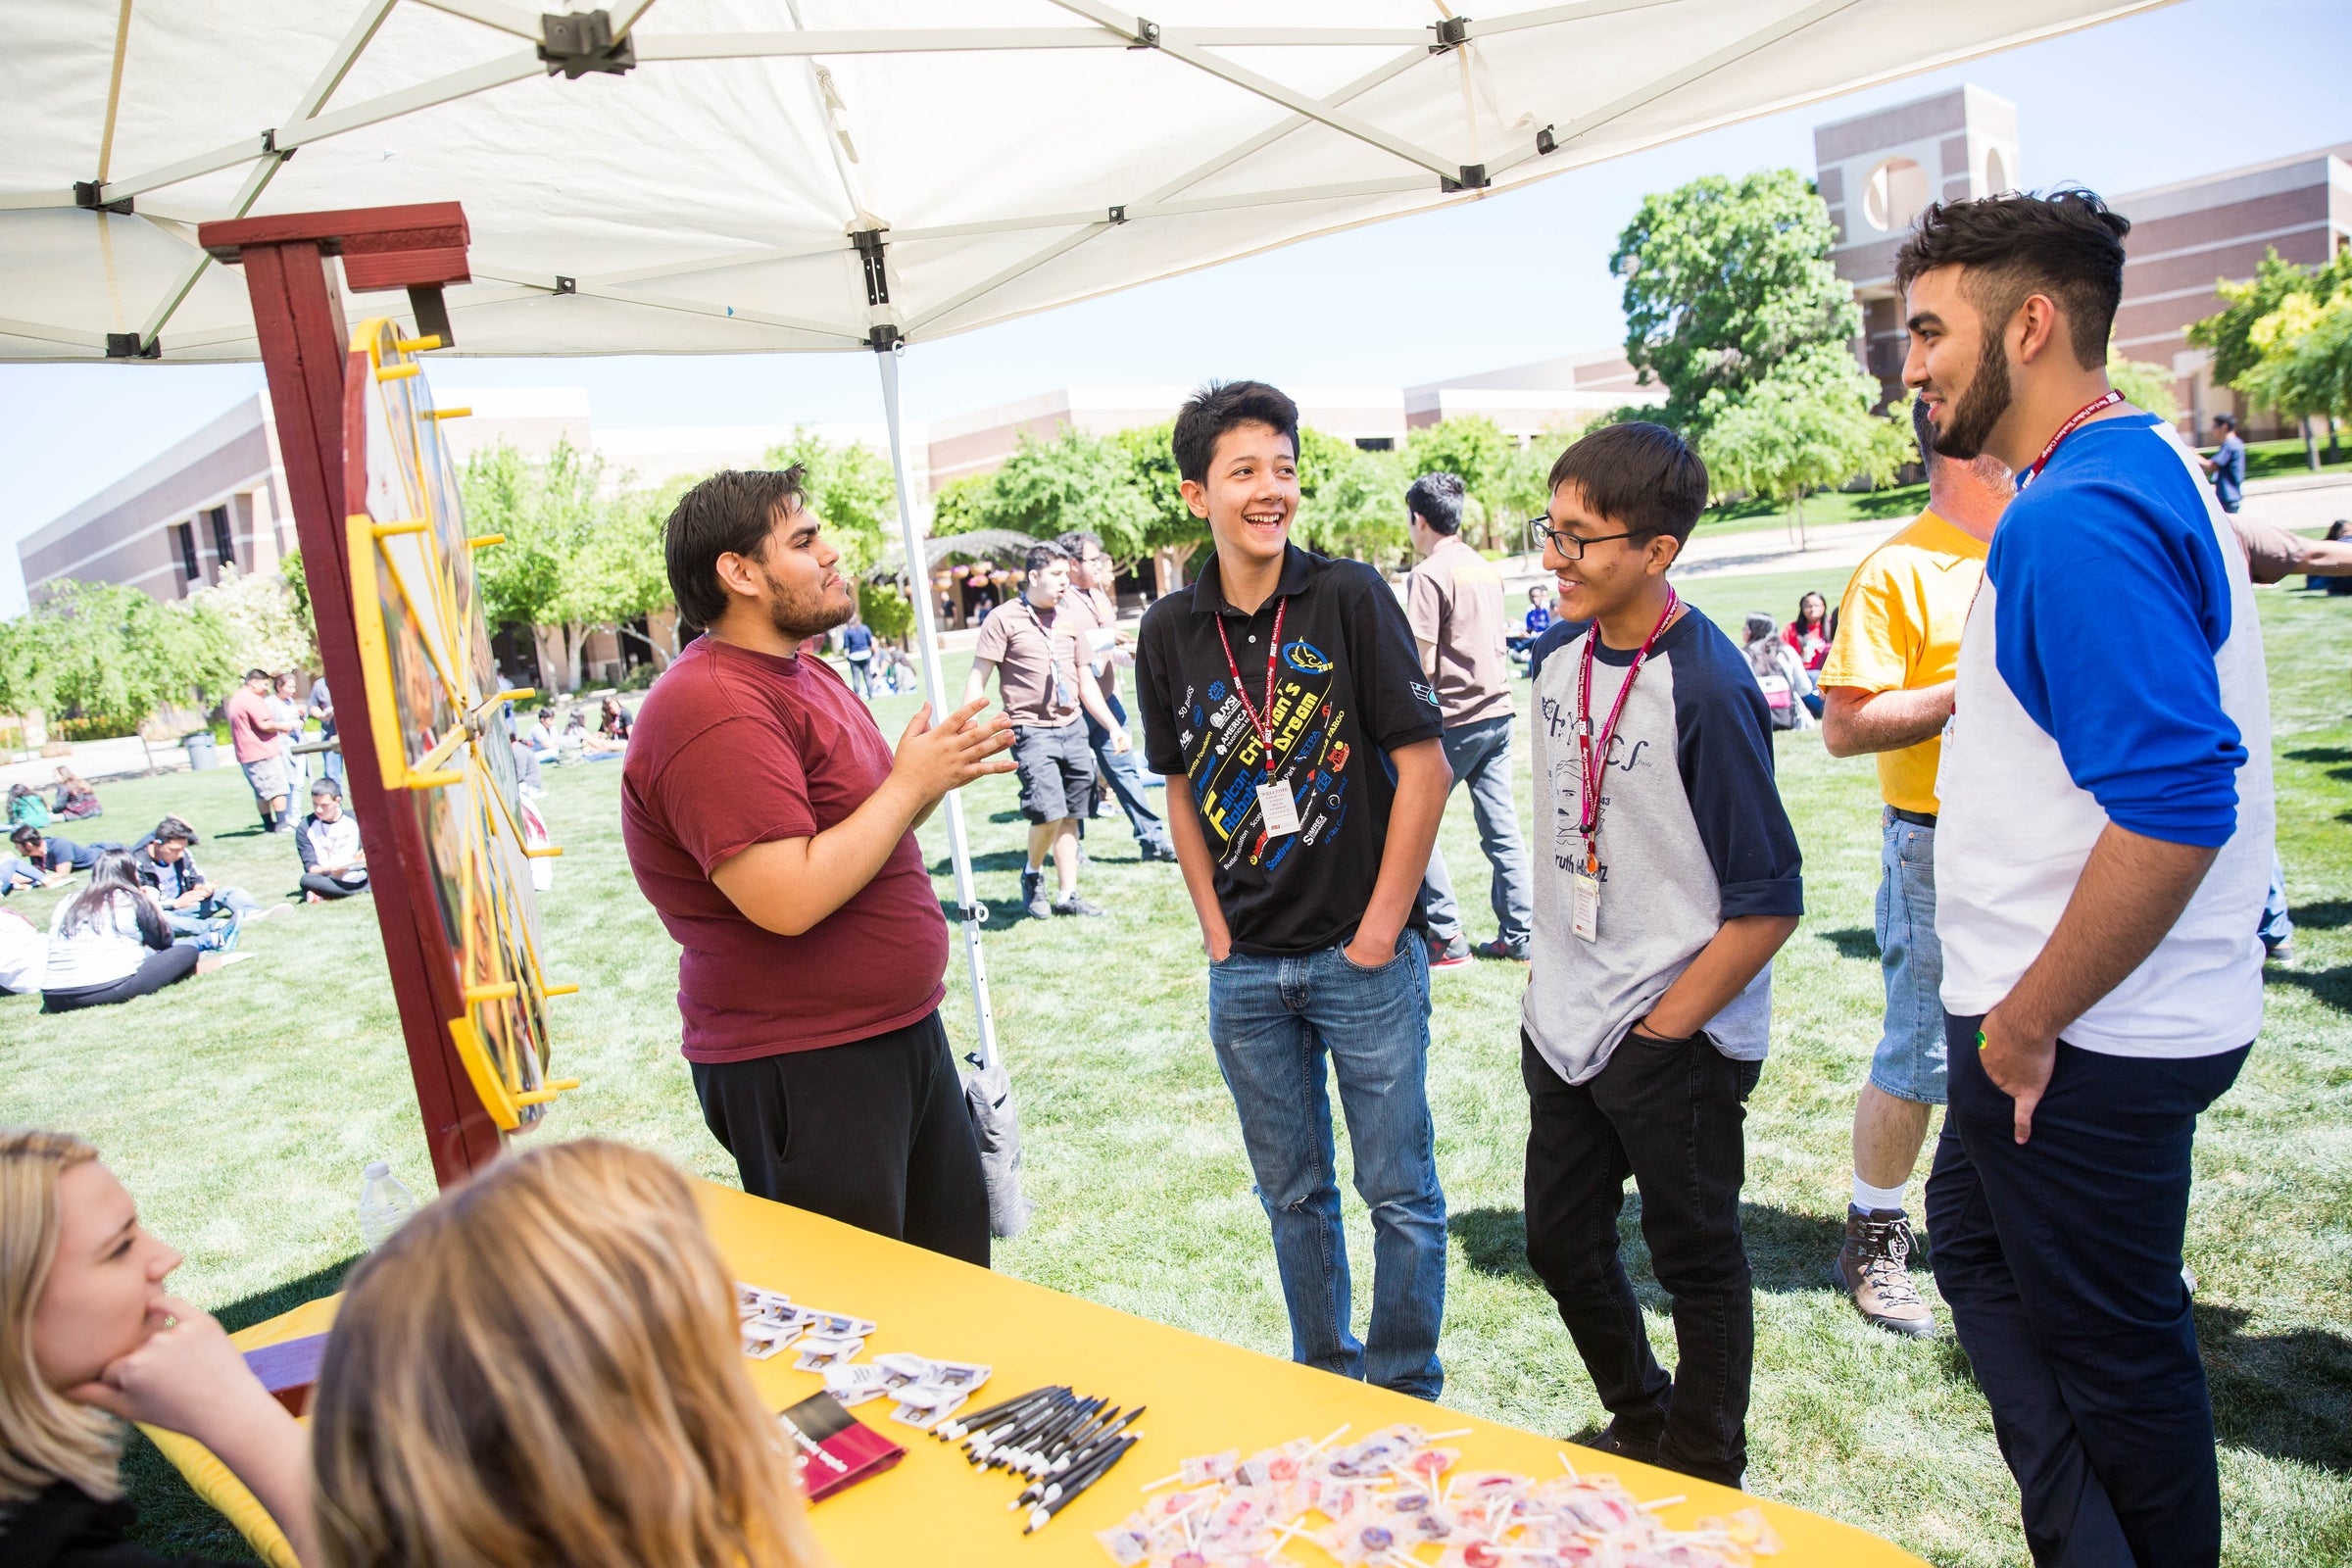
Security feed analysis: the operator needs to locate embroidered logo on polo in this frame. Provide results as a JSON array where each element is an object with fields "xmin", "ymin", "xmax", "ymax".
[{"xmin": 1176, "ymin": 645, "xmax": 1354, "ymax": 871}]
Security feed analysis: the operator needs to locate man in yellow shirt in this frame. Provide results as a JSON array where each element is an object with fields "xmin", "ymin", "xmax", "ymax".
[{"xmin": 1818, "ymin": 402, "xmax": 2011, "ymax": 1338}]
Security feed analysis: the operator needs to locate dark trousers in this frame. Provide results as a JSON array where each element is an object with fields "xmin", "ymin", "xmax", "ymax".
[
  {"xmin": 691, "ymin": 1009, "xmax": 990, "ymax": 1267},
  {"xmin": 1929, "ymin": 1014, "xmax": 2247, "ymax": 1568},
  {"xmin": 1085, "ymin": 693, "xmax": 1172, "ymax": 854},
  {"xmin": 42, "ymin": 944, "xmax": 200, "ymax": 1012},
  {"xmin": 1521, "ymin": 1031, "xmax": 1758, "ymax": 1485},
  {"xmin": 300, "ymin": 871, "xmax": 369, "ymax": 900}
]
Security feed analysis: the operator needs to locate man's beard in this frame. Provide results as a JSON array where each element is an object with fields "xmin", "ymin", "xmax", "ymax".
[
  {"xmin": 759, "ymin": 564, "xmax": 854, "ymax": 640},
  {"xmin": 1930, "ymin": 330, "xmax": 2014, "ymax": 462}
]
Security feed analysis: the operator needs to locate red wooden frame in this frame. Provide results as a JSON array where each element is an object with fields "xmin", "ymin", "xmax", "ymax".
[{"xmin": 199, "ymin": 204, "xmax": 501, "ymax": 1185}]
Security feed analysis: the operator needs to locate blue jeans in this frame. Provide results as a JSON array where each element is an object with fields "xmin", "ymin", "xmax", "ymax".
[
  {"xmin": 165, "ymin": 888, "xmax": 261, "ymax": 948},
  {"xmin": 1871, "ymin": 811, "xmax": 1947, "ymax": 1105},
  {"xmin": 1205, "ymin": 933, "xmax": 1446, "ymax": 1397},
  {"xmin": 1086, "ymin": 693, "xmax": 1172, "ymax": 854},
  {"xmin": 1417, "ymin": 716, "xmax": 1535, "ymax": 952}
]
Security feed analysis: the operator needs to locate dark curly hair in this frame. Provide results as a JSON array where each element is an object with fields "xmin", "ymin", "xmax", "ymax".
[{"xmin": 1893, "ymin": 189, "xmax": 2131, "ymax": 371}]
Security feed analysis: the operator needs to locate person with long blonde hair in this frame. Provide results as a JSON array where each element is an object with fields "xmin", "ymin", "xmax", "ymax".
[
  {"xmin": 311, "ymin": 1139, "xmax": 829, "ymax": 1568},
  {"xmin": 0, "ymin": 1128, "xmax": 317, "ymax": 1566}
]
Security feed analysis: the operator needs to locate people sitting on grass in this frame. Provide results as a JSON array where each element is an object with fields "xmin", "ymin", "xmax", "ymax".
[
  {"xmin": 597, "ymin": 695, "xmax": 632, "ymax": 747},
  {"xmin": 1783, "ymin": 590, "xmax": 1833, "ymax": 675},
  {"xmin": 40, "ymin": 853, "xmax": 228, "ymax": 1013},
  {"xmin": 134, "ymin": 817, "xmax": 272, "ymax": 943},
  {"xmin": 527, "ymin": 707, "xmax": 563, "ymax": 765},
  {"xmin": 8, "ymin": 783, "xmax": 49, "ymax": 830},
  {"xmin": 48, "ymin": 767, "xmax": 103, "ymax": 821},
  {"xmin": 7, "ymin": 826, "xmax": 121, "ymax": 893},
  {"xmin": 0, "ymin": 906, "xmax": 43, "ymax": 995},
  {"xmin": 0, "ymin": 1128, "xmax": 319, "ymax": 1568},
  {"xmin": 567, "ymin": 707, "xmax": 625, "ymax": 760},
  {"xmin": 295, "ymin": 779, "xmax": 369, "ymax": 902},
  {"xmin": 1740, "ymin": 612, "xmax": 1816, "ymax": 731},
  {"xmin": 309, "ymin": 1139, "xmax": 824, "ymax": 1568}
]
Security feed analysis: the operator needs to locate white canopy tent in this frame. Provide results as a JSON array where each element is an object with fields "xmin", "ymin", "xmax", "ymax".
[{"xmin": 1, "ymin": 0, "xmax": 2165, "ymax": 1069}]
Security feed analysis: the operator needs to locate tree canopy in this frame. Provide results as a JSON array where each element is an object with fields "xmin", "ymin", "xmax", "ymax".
[
  {"xmin": 2186, "ymin": 247, "xmax": 2352, "ymax": 389},
  {"xmin": 1696, "ymin": 345, "xmax": 1909, "ymax": 546},
  {"xmin": 1611, "ymin": 169, "xmax": 1860, "ymax": 437},
  {"xmin": 0, "ymin": 580, "xmax": 236, "ymax": 735}
]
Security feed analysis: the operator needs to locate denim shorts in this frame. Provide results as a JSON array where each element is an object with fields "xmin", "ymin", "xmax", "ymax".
[{"xmin": 1870, "ymin": 810, "xmax": 1946, "ymax": 1105}]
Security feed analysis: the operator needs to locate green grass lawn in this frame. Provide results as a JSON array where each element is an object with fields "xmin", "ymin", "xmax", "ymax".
[
  {"xmin": 2241, "ymin": 433, "xmax": 2351, "ymax": 483},
  {"xmin": 4, "ymin": 575, "xmax": 2347, "ymax": 1567}
]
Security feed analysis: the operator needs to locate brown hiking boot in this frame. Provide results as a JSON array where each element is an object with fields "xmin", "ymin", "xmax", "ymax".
[{"xmin": 1836, "ymin": 1207, "xmax": 1936, "ymax": 1339}]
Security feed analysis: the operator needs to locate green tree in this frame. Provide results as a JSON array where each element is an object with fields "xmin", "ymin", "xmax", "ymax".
[
  {"xmin": 940, "ymin": 426, "xmax": 1158, "ymax": 562},
  {"xmin": 761, "ymin": 427, "xmax": 898, "ymax": 575},
  {"xmin": 185, "ymin": 564, "xmax": 314, "ymax": 675},
  {"xmin": 1400, "ymin": 416, "xmax": 1519, "ymax": 550},
  {"xmin": 1697, "ymin": 346, "xmax": 1907, "ymax": 548},
  {"xmin": 2185, "ymin": 247, "xmax": 2352, "ymax": 388},
  {"xmin": 0, "ymin": 581, "xmax": 236, "ymax": 737},
  {"xmin": 858, "ymin": 581, "xmax": 914, "ymax": 642},
  {"xmin": 1109, "ymin": 421, "xmax": 1207, "ymax": 576},
  {"xmin": 2237, "ymin": 291, "xmax": 2352, "ymax": 467},
  {"xmin": 2106, "ymin": 352, "xmax": 2182, "ymax": 424},
  {"xmin": 1611, "ymin": 169, "xmax": 1860, "ymax": 437},
  {"xmin": 1295, "ymin": 428, "xmax": 1405, "ymax": 564}
]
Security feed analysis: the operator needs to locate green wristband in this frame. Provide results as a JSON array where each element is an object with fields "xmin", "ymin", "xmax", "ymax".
[{"xmin": 1976, "ymin": 1030, "xmax": 1988, "ymax": 1052}]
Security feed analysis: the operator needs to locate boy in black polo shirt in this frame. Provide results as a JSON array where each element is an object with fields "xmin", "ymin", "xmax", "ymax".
[
  {"xmin": 1134, "ymin": 380, "xmax": 1455, "ymax": 1397},
  {"xmin": 1520, "ymin": 422, "xmax": 1802, "ymax": 1486}
]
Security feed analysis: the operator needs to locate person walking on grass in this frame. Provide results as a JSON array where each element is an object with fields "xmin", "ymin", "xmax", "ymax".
[
  {"xmin": 1135, "ymin": 380, "xmax": 1453, "ymax": 1399},
  {"xmin": 1055, "ymin": 528, "xmax": 1179, "ymax": 864},
  {"xmin": 1405, "ymin": 471, "xmax": 1536, "ymax": 969},
  {"xmin": 1518, "ymin": 420, "xmax": 1801, "ymax": 1489},
  {"xmin": 222, "ymin": 669, "xmax": 290, "ymax": 833},
  {"xmin": 839, "ymin": 610, "xmax": 876, "ymax": 699},
  {"xmin": 2196, "ymin": 411, "xmax": 2246, "ymax": 514},
  {"xmin": 966, "ymin": 541, "xmax": 1126, "ymax": 920},
  {"xmin": 1900, "ymin": 189, "xmax": 2272, "ymax": 1568},
  {"xmin": 1818, "ymin": 397, "xmax": 2013, "ymax": 1340},
  {"xmin": 622, "ymin": 467, "xmax": 1012, "ymax": 1265}
]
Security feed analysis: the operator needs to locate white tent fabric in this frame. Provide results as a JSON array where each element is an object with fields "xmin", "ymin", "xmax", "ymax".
[{"xmin": 2, "ymin": 0, "xmax": 2165, "ymax": 363}]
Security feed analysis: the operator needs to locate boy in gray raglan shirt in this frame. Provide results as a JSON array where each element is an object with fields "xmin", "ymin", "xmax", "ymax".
[{"xmin": 1517, "ymin": 422, "xmax": 1803, "ymax": 1490}]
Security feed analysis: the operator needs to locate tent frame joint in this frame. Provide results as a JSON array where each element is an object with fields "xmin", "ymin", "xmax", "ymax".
[
  {"xmin": 105, "ymin": 331, "xmax": 161, "ymax": 360},
  {"xmin": 553, "ymin": 274, "xmax": 577, "ymax": 294},
  {"xmin": 1536, "ymin": 124, "xmax": 1557, "ymax": 157},
  {"xmin": 853, "ymin": 227, "xmax": 892, "ymax": 306},
  {"xmin": 867, "ymin": 323, "xmax": 903, "ymax": 352},
  {"xmin": 73, "ymin": 181, "xmax": 134, "ymax": 216},
  {"xmin": 1443, "ymin": 164, "xmax": 1491, "ymax": 192},
  {"xmin": 539, "ymin": 9, "xmax": 637, "ymax": 79},
  {"xmin": 1430, "ymin": 16, "xmax": 1471, "ymax": 53},
  {"xmin": 1128, "ymin": 17, "xmax": 1160, "ymax": 48}
]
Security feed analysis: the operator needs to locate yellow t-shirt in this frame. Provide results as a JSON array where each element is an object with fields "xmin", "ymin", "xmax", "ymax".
[{"xmin": 1817, "ymin": 509, "xmax": 1987, "ymax": 815}]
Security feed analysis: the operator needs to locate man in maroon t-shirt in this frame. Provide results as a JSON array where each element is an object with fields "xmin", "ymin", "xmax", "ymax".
[{"xmin": 622, "ymin": 466, "xmax": 1013, "ymax": 1263}]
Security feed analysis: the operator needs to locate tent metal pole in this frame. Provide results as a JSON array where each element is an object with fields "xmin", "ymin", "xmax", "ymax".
[{"xmin": 875, "ymin": 342, "xmax": 1002, "ymax": 1073}]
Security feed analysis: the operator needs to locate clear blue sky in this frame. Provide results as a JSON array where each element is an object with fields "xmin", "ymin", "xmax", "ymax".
[{"xmin": 4, "ymin": 0, "xmax": 2347, "ymax": 614}]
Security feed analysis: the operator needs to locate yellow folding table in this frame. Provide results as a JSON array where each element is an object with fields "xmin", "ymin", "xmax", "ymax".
[{"xmin": 155, "ymin": 1181, "xmax": 1925, "ymax": 1568}]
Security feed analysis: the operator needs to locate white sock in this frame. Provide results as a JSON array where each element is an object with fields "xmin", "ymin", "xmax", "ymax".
[{"xmin": 1852, "ymin": 1174, "xmax": 1908, "ymax": 1214}]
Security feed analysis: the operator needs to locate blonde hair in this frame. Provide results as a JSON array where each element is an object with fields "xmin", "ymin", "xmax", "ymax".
[
  {"xmin": 0, "ymin": 1128, "xmax": 122, "ymax": 1506},
  {"xmin": 312, "ymin": 1140, "xmax": 827, "ymax": 1568}
]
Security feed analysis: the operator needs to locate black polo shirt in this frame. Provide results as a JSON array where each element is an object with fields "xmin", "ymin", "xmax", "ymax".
[{"xmin": 1135, "ymin": 543, "xmax": 1442, "ymax": 956}]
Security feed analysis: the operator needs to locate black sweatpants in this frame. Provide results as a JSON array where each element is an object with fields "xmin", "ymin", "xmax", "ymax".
[
  {"xmin": 691, "ymin": 1009, "xmax": 990, "ymax": 1267},
  {"xmin": 300, "ymin": 871, "xmax": 369, "ymax": 900},
  {"xmin": 42, "ymin": 944, "xmax": 200, "ymax": 1012},
  {"xmin": 1522, "ymin": 1029, "xmax": 1759, "ymax": 1486},
  {"xmin": 1929, "ymin": 1014, "xmax": 2247, "ymax": 1568}
]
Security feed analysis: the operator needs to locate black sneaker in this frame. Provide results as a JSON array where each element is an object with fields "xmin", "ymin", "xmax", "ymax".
[
  {"xmin": 1140, "ymin": 841, "xmax": 1180, "ymax": 863},
  {"xmin": 1020, "ymin": 868, "xmax": 1052, "ymax": 920},
  {"xmin": 1472, "ymin": 937, "xmax": 1531, "ymax": 962},
  {"xmin": 1571, "ymin": 1421, "xmax": 1662, "ymax": 1467},
  {"xmin": 1053, "ymin": 892, "xmax": 1106, "ymax": 917},
  {"xmin": 1427, "ymin": 935, "xmax": 1472, "ymax": 970}
]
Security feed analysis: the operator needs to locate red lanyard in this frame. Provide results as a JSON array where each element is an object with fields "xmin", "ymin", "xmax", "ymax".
[
  {"xmin": 1213, "ymin": 597, "xmax": 1287, "ymax": 775},
  {"xmin": 2023, "ymin": 389, "xmax": 2123, "ymax": 485},
  {"xmin": 1573, "ymin": 588, "xmax": 1680, "ymax": 873}
]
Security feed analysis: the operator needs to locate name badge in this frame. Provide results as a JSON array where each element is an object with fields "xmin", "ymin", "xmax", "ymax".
[
  {"xmin": 1571, "ymin": 870, "xmax": 1600, "ymax": 943},
  {"xmin": 1256, "ymin": 778, "xmax": 1301, "ymax": 837}
]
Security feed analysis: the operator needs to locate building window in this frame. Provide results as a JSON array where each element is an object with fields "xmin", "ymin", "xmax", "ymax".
[
  {"xmin": 1984, "ymin": 147, "xmax": 2008, "ymax": 195},
  {"xmin": 174, "ymin": 521, "xmax": 200, "ymax": 581},
  {"xmin": 1353, "ymin": 436, "xmax": 1394, "ymax": 452},
  {"xmin": 208, "ymin": 506, "xmax": 235, "ymax": 572},
  {"xmin": 1862, "ymin": 157, "xmax": 1928, "ymax": 233}
]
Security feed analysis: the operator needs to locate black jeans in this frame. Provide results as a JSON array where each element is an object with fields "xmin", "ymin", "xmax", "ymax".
[
  {"xmin": 300, "ymin": 871, "xmax": 369, "ymax": 900},
  {"xmin": 1929, "ymin": 1014, "xmax": 2247, "ymax": 1568},
  {"xmin": 691, "ymin": 1009, "xmax": 991, "ymax": 1268},
  {"xmin": 42, "ymin": 944, "xmax": 200, "ymax": 1012},
  {"xmin": 1521, "ymin": 1030, "xmax": 1758, "ymax": 1485}
]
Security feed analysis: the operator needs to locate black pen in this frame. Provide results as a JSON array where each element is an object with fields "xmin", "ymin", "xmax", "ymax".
[
  {"xmin": 936, "ymin": 1385, "xmax": 1062, "ymax": 1442},
  {"xmin": 1031, "ymin": 1404, "xmax": 1119, "ymax": 1474},
  {"xmin": 995, "ymin": 1395, "xmax": 1101, "ymax": 1472},
  {"xmin": 1012, "ymin": 1396, "xmax": 1106, "ymax": 1472},
  {"xmin": 970, "ymin": 1392, "xmax": 1074, "ymax": 1465},
  {"xmin": 1013, "ymin": 1408, "xmax": 1145, "ymax": 1508},
  {"xmin": 1023, "ymin": 1436, "xmax": 1137, "ymax": 1533}
]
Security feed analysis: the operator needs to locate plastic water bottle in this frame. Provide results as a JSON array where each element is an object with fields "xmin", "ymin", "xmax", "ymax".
[{"xmin": 357, "ymin": 1161, "xmax": 416, "ymax": 1250}]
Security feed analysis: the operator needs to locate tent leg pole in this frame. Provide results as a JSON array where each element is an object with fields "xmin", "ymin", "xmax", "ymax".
[{"xmin": 875, "ymin": 343, "xmax": 1003, "ymax": 1073}]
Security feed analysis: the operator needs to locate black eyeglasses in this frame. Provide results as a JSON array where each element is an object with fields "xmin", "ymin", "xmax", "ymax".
[{"xmin": 1526, "ymin": 515, "xmax": 1646, "ymax": 559}]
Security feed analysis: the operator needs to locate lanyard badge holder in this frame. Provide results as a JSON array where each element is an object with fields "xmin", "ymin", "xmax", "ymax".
[
  {"xmin": 1215, "ymin": 600, "xmax": 1299, "ymax": 837},
  {"xmin": 1570, "ymin": 588, "xmax": 1680, "ymax": 942}
]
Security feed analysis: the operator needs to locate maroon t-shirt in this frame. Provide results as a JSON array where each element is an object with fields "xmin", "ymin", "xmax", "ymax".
[{"xmin": 621, "ymin": 636, "xmax": 947, "ymax": 1061}]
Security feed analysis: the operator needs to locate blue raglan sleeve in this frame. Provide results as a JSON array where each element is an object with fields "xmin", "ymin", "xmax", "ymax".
[
  {"xmin": 1990, "ymin": 469, "xmax": 2244, "ymax": 847},
  {"xmin": 1674, "ymin": 628, "xmax": 1804, "ymax": 920}
]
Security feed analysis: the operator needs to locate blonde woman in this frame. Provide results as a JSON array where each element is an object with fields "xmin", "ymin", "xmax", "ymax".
[
  {"xmin": 0, "ymin": 1128, "xmax": 317, "ymax": 1566},
  {"xmin": 312, "ymin": 1139, "xmax": 829, "ymax": 1568}
]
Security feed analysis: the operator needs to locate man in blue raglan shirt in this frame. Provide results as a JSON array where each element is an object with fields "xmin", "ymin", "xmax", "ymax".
[{"xmin": 1898, "ymin": 190, "xmax": 2274, "ymax": 1568}]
